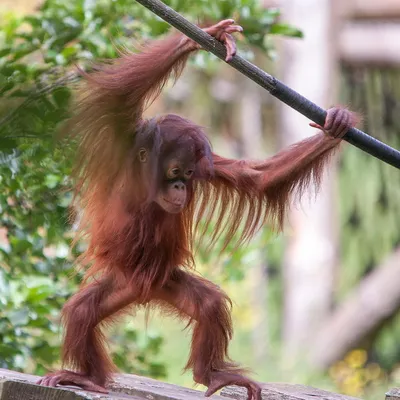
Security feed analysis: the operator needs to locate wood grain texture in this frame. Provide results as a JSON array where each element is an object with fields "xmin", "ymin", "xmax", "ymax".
[
  {"xmin": 0, "ymin": 369, "xmax": 217, "ymax": 400},
  {"xmin": 386, "ymin": 388, "xmax": 400, "ymax": 400},
  {"xmin": 221, "ymin": 383, "xmax": 362, "ymax": 400},
  {"xmin": 0, "ymin": 369, "xmax": 371, "ymax": 400}
]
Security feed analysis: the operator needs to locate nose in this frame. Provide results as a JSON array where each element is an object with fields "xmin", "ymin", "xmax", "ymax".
[{"xmin": 173, "ymin": 181, "xmax": 185, "ymax": 191}]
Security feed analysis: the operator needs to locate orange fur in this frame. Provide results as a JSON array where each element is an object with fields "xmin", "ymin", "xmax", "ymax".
[{"xmin": 39, "ymin": 25, "xmax": 352, "ymax": 397}]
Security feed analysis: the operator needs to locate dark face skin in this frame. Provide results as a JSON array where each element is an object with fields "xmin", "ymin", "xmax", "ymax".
[{"xmin": 139, "ymin": 146, "xmax": 196, "ymax": 214}]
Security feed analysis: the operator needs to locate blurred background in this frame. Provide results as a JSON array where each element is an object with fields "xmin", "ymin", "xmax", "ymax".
[{"xmin": 0, "ymin": 0, "xmax": 400, "ymax": 399}]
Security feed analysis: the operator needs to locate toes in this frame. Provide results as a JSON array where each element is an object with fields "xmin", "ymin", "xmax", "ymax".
[
  {"xmin": 252, "ymin": 384, "xmax": 262, "ymax": 400},
  {"xmin": 83, "ymin": 382, "xmax": 108, "ymax": 393},
  {"xmin": 39, "ymin": 376, "xmax": 51, "ymax": 387},
  {"xmin": 49, "ymin": 375, "xmax": 62, "ymax": 387},
  {"xmin": 246, "ymin": 386, "xmax": 253, "ymax": 400},
  {"xmin": 37, "ymin": 373, "xmax": 108, "ymax": 394},
  {"xmin": 241, "ymin": 383, "xmax": 261, "ymax": 400},
  {"xmin": 205, "ymin": 381, "xmax": 224, "ymax": 397}
]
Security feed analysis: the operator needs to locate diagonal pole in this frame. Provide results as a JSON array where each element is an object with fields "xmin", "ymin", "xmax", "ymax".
[{"xmin": 134, "ymin": 0, "xmax": 400, "ymax": 170}]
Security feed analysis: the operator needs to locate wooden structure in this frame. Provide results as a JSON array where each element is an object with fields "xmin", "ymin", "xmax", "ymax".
[
  {"xmin": 263, "ymin": 0, "xmax": 400, "ymax": 65},
  {"xmin": 0, "ymin": 369, "xmax": 365, "ymax": 400},
  {"xmin": 337, "ymin": 0, "xmax": 400, "ymax": 65}
]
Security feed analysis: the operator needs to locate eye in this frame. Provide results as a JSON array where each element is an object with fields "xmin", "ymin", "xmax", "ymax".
[
  {"xmin": 167, "ymin": 168, "xmax": 180, "ymax": 179},
  {"xmin": 185, "ymin": 169, "xmax": 194, "ymax": 178}
]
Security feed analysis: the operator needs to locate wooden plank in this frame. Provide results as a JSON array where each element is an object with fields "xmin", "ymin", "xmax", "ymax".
[
  {"xmin": 108, "ymin": 373, "xmax": 216, "ymax": 400},
  {"xmin": 0, "ymin": 369, "xmax": 215, "ymax": 400},
  {"xmin": 0, "ymin": 379, "xmax": 102, "ymax": 400},
  {"xmin": 0, "ymin": 368, "xmax": 385, "ymax": 400},
  {"xmin": 221, "ymin": 383, "xmax": 362, "ymax": 400},
  {"xmin": 387, "ymin": 388, "xmax": 400, "ymax": 400},
  {"xmin": 339, "ymin": 22, "xmax": 400, "ymax": 66}
]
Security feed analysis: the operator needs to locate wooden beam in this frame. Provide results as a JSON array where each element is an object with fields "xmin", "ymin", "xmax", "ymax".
[
  {"xmin": 222, "ymin": 384, "xmax": 361, "ymax": 400},
  {"xmin": 263, "ymin": 0, "xmax": 400, "ymax": 19},
  {"xmin": 388, "ymin": 388, "xmax": 400, "ymax": 400},
  {"xmin": 0, "ymin": 368, "xmax": 364, "ymax": 400},
  {"xmin": 340, "ymin": 0, "xmax": 400, "ymax": 19},
  {"xmin": 339, "ymin": 22, "xmax": 400, "ymax": 65}
]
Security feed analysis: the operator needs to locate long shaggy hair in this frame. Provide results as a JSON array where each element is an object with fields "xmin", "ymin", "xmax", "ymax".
[{"xmin": 63, "ymin": 30, "xmax": 342, "ymax": 301}]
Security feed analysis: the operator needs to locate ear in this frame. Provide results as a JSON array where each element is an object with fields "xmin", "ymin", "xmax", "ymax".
[
  {"xmin": 138, "ymin": 148, "xmax": 147, "ymax": 163},
  {"xmin": 195, "ymin": 156, "xmax": 214, "ymax": 180},
  {"xmin": 194, "ymin": 141, "xmax": 214, "ymax": 180}
]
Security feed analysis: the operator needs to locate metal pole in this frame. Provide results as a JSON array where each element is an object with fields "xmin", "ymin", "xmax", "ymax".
[{"xmin": 135, "ymin": 0, "xmax": 400, "ymax": 170}]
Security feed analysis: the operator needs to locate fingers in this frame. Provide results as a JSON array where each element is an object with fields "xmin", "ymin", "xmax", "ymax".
[
  {"xmin": 334, "ymin": 110, "xmax": 351, "ymax": 138},
  {"xmin": 213, "ymin": 19, "xmax": 235, "ymax": 30},
  {"xmin": 310, "ymin": 107, "xmax": 355, "ymax": 139},
  {"xmin": 324, "ymin": 107, "xmax": 338, "ymax": 131},
  {"xmin": 222, "ymin": 32, "xmax": 237, "ymax": 61},
  {"xmin": 216, "ymin": 19, "xmax": 235, "ymax": 27},
  {"xmin": 204, "ymin": 19, "xmax": 235, "ymax": 36},
  {"xmin": 202, "ymin": 19, "xmax": 243, "ymax": 62},
  {"xmin": 225, "ymin": 25, "xmax": 244, "ymax": 34},
  {"xmin": 328, "ymin": 109, "xmax": 346, "ymax": 137},
  {"xmin": 325, "ymin": 107, "xmax": 354, "ymax": 138},
  {"xmin": 309, "ymin": 122, "xmax": 323, "ymax": 130}
]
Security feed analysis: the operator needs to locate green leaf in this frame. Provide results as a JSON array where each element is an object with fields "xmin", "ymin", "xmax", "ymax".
[
  {"xmin": 0, "ymin": 47, "xmax": 11, "ymax": 58},
  {"xmin": 269, "ymin": 23, "xmax": 303, "ymax": 38},
  {"xmin": 6, "ymin": 309, "xmax": 30, "ymax": 326},
  {"xmin": 52, "ymin": 87, "xmax": 72, "ymax": 109},
  {"xmin": 0, "ymin": 138, "xmax": 18, "ymax": 150}
]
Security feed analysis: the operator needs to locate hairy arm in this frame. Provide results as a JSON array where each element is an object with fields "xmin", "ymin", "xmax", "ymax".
[
  {"xmin": 210, "ymin": 107, "xmax": 356, "ymax": 230},
  {"xmin": 78, "ymin": 19, "xmax": 242, "ymax": 122},
  {"xmin": 68, "ymin": 20, "xmax": 242, "ymax": 203},
  {"xmin": 82, "ymin": 34, "xmax": 197, "ymax": 119}
]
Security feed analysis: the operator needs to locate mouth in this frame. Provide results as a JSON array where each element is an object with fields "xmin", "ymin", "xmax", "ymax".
[
  {"xmin": 163, "ymin": 197, "xmax": 183, "ymax": 208},
  {"xmin": 163, "ymin": 198, "xmax": 184, "ymax": 211}
]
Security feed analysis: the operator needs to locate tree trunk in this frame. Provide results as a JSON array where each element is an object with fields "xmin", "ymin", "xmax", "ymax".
[
  {"xmin": 310, "ymin": 247, "xmax": 400, "ymax": 369},
  {"xmin": 278, "ymin": 0, "xmax": 339, "ymax": 358},
  {"xmin": 239, "ymin": 75, "xmax": 270, "ymax": 364}
]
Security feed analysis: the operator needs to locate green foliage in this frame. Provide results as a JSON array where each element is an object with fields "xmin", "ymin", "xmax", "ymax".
[
  {"xmin": 339, "ymin": 66, "xmax": 400, "ymax": 373},
  {"xmin": 0, "ymin": 271, "xmax": 70, "ymax": 373},
  {"xmin": 339, "ymin": 66, "xmax": 400, "ymax": 294},
  {"xmin": 0, "ymin": 0, "xmax": 301, "ymax": 379}
]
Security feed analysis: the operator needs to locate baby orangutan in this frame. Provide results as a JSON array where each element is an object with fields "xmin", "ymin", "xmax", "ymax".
[{"xmin": 38, "ymin": 19, "xmax": 357, "ymax": 400}]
